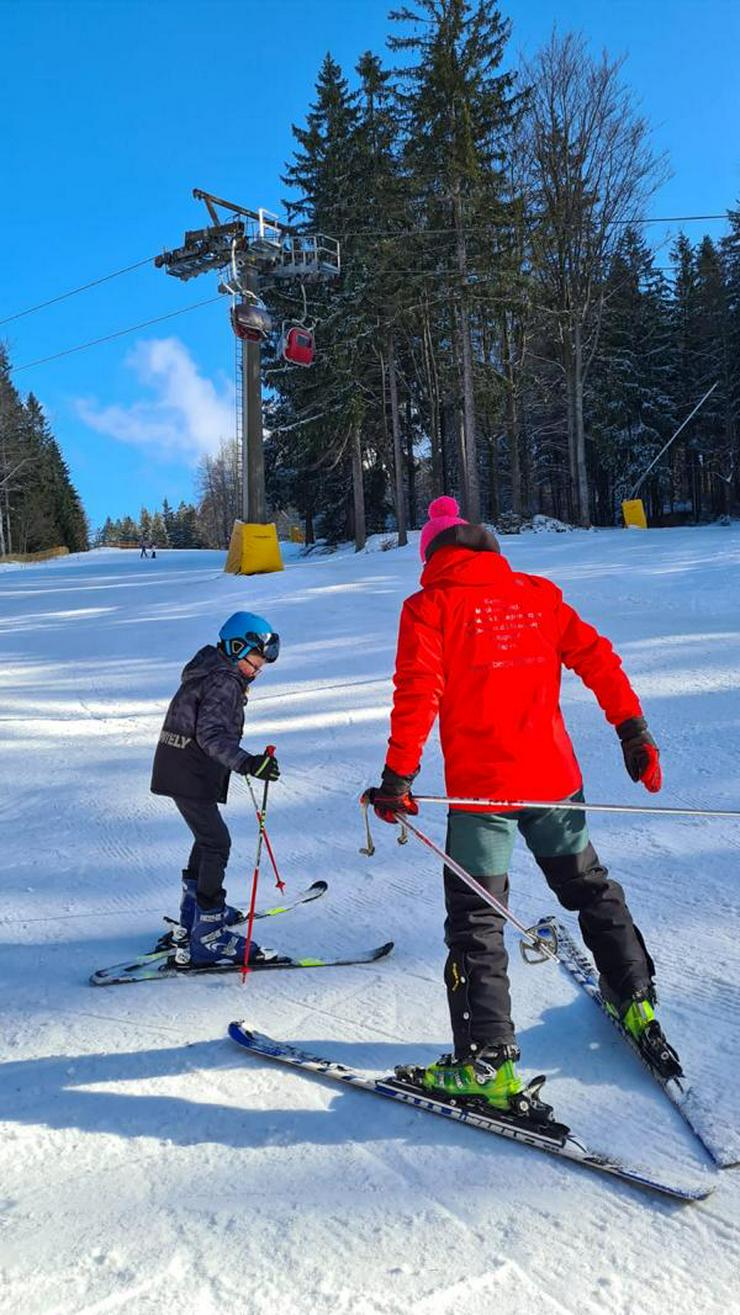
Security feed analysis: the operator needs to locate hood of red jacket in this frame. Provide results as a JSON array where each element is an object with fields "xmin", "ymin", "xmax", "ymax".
[{"xmin": 420, "ymin": 544, "xmax": 514, "ymax": 591}]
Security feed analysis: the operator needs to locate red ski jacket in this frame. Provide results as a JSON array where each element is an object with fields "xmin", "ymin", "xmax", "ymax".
[{"xmin": 385, "ymin": 547, "xmax": 642, "ymax": 808}]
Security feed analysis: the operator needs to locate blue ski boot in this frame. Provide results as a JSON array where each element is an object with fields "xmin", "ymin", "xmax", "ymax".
[
  {"xmin": 186, "ymin": 900, "xmax": 277, "ymax": 969},
  {"xmin": 165, "ymin": 874, "xmax": 245, "ymax": 960},
  {"xmin": 179, "ymin": 874, "xmax": 244, "ymax": 934}
]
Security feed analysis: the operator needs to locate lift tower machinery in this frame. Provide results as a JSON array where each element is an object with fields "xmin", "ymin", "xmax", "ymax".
[{"xmin": 155, "ymin": 189, "xmax": 340, "ymax": 525}]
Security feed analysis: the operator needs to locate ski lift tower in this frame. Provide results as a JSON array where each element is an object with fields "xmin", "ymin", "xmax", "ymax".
[{"xmin": 155, "ymin": 189, "xmax": 340, "ymax": 524}]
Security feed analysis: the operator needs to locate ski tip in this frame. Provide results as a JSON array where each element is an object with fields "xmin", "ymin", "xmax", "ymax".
[
  {"xmin": 373, "ymin": 941, "xmax": 394, "ymax": 959},
  {"xmin": 309, "ymin": 880, "xmax": 329, "ymax": 893}
]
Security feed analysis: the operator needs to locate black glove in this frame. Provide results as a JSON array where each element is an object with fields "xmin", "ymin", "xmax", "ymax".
[
  {"xmin": 242, "ymin": 750, "xmax": 280, "ymax": 782},
  {"xmin": 616, "ymin": 717, "xmax": 662, "ymax": 793},
  {"xmin": 363, "ymin": 766, "xmax": 418, "ymax": 824}
]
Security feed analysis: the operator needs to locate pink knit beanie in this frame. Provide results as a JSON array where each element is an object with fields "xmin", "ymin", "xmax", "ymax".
[{"xmin": 419, "ymin": 495, "xmax": 468, "ymax": 561}]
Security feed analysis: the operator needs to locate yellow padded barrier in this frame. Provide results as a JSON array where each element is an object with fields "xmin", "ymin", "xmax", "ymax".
[
  {"xmin": 622, "ymin": 499, "xmax": 648, "ymax": 529},
  {"xmin": 224, "ymin": 521, "xmax": 284, "ymax": 575}
]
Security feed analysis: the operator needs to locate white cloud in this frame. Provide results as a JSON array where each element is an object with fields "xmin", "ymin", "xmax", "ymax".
[{"xmin": 75, "ymin": 338, "xmax": 235, "ymax": 463}]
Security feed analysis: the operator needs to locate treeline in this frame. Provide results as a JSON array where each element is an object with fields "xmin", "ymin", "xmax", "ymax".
[
  {"xmin": 9, "ymin": 3, "xmax": 740, "ymax": 556},
  {"xmin": 94, "ymin": 497, "xmax": 206, "ymax": 549},
  {"xmin": 0, "ymin": 345, "xmax": 88, "ymax": 556},
  {"xmin": 257, "ymin": 5, "xmax": 740, "ymax": 542}
]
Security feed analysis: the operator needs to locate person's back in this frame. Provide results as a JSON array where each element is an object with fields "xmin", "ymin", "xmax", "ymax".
[{"xmin": 389, "ymin": 521, "xmax": 641, "ymax": 806}]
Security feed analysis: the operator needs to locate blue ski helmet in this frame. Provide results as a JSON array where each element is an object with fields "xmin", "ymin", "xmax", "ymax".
[{"xmin": 218, "ymin": 611, "xmax": 280, "ymax": 664}]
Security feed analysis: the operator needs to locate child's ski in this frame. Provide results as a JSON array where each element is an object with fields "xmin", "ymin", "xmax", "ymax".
[{"xmin": 90, "ymin": 939, "xmax": 393, "ymax": 986}]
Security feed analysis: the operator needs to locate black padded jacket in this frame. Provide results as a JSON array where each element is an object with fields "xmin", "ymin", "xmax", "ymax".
[{"xmin": 150, "ymin": 645, "xmax": 251, "ymax": 803}]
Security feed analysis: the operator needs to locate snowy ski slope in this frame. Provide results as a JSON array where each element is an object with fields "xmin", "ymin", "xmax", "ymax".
[{"xmin": 0, "ymin": 526, "xmax": 738, "ymax": 1314}]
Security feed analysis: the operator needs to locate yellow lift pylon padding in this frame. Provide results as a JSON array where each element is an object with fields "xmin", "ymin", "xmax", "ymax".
[
  {"xmin": 621, "ymin": 499, "xmax": 648, "ymax": 529},
  {"xmin": 224, "ymin": 521, "xmax": 284, "ymax": 575}
]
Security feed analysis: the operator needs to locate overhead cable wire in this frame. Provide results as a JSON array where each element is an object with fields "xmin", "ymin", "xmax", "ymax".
[
  {"xmin": 14, "ymin": 296, "xmax": 222, "ymax": 372},
  {"xmin": 2, "ymin": 213, "xmax": 727, "ymax": 326},
  {"xmin": 0, "ymin": 255, "xmax": 157, "ymax": 327}
]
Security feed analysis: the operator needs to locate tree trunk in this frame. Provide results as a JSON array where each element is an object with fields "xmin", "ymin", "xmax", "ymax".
[
  {"xmin": 572, "ymin": 318, "xmax": 590, "ymax": 527},
  {"xmin": 564, "ymin": 341, "xmax": 577, "ymax": 524},
  {"xmin": 487, "ymin": 432, "xmax": 500, "ymax": 524},
  {"xmin": 422, "ymin": 304, "xmax": 443, "ymax": 495},
  {"xmin": 453, "ymin": 186, "xmax": 480, "ymax": 522},
  {"xmin": 456, "ymin": 407, "xmax": 468, "ymax": 510},
  {"xmin": 502, "ymin": 314, "xmax": 522, "ymax": 517},
  {"xmin": 350, "ymin": 423, "xmax": 366, "ymax": 551},
  {"xmin": 387, "ymin": 334, "xmax": 407, "ymax": 546},
  {"xmin": 3, "ymin": 486, "xmax": 12, "ymax": 554},
  {"xmin": 405, "ymin": 396, "xmax": 417, "ymax": 529}
]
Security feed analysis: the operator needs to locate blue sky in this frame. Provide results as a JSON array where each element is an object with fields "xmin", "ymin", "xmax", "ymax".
[{"xmin": 2, "ymin": 0, "xmax": 739, "ymax": 530}]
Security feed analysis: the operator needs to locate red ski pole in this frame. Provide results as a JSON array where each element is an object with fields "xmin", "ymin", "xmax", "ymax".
[
  {"xmin": 244, "ymin": 775, "xmax": 286, "ymax": 894},
  {"xmin": 241, "ymin": 746, "xmax": 276, "ymax": 982}
]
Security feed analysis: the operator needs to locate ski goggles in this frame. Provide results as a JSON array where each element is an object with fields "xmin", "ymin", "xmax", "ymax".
[{"xmin": 226, "ymin": 631, "xmax": 280, "ymax": 663}]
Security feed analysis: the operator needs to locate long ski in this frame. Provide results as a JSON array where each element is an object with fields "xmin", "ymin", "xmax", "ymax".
[
  {"xmin": 228, "ymin": 1024, "xmax": 715, "ymax": 1202},
  {"xmin": 90, "ymin": 939, "xmax": 393, "ymax": 986},
  {"xmin": 154, "ymin": 880, "xmax": 328, "ymax": 951},
  {"xmin": 545, "ymin": 917, "xmax": 735, "ymax": 1168}
]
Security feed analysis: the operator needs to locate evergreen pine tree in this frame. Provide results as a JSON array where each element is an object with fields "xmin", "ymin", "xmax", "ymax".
[{"xmin": 389, "ymin": 0, "xmax": 520, "ymax": 521}]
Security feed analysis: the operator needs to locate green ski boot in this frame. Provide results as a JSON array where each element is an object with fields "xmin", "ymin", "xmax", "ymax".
[
  {"xmin": 605, "ymin": 993, "xmax": 683, "ymax": 1080},
  {"xmin": 421, "ymin": 1043, "xmax": 524, "ymax": 1111}
]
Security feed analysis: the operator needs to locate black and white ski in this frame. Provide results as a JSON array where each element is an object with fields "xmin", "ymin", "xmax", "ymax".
[
  {"xmin": 228, "ymin": 1024, "xmax": 714, "ymax": 1201},
  {"xmin": 544, "ymin": 917, "xmax": 735, "ymax": 1168},
  {"xmin": 90, "ymin": 939, "xmax": 393, "ymax": 986},
  {"xmin": 154, "ymin": 880, "xmax": 328, "ymax": 951}
]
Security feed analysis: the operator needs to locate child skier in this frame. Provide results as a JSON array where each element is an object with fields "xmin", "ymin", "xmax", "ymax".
[
  {"xmin": 151, "ymin": 611, "xmax": 281, "ymax": 967},
  {"xmin": 365, "ymin": 496, "xmax": 679, "ymax": 1115}
]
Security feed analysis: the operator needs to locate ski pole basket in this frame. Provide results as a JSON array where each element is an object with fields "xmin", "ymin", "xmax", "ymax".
[{"xmin": 520, "ymin": 917, "xmax": 559, "ymax": 964}]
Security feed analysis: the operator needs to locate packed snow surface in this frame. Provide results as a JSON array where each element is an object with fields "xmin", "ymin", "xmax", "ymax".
[{"xmin": 1, "ymin": 526, "xmax": 738, "ymax": 1315}]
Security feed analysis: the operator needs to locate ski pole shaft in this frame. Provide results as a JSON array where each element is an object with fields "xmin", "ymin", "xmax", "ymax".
[
  {"xmin": 245, "ymin": 752, "xmax": 286, "ymax": 892},
  {"xmin": 413, "ymin": 795, "xmax": 740, "ymax": 820},
  {"xmin": 393, "ymin": 813, "xmax": 559, "ymax": 963},
  {"xmin": 242, "ymin": 746, "xmax": 276, "ymax": 980}
]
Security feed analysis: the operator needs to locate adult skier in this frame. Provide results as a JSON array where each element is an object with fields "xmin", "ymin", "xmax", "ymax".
[
  {"xmin": 365, "ymin": 496, "xmax": 679, "ymax": 1114},
  {"xmin": 151, "ymin": 611, "xmax": 280, "ymax": 966}
]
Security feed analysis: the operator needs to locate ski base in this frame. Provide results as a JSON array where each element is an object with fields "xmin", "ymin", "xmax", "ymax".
[
  {"xmin": 546, "ymin": 917, "xmax": 735, "ymax": 1168},
  {"xmin": 90, "ymin": 940, "xmax": 393, "ymax": 986},
  {"xmin": 154, "ymin": 880, "xmax": 328, "ymax": 951},
  {"xmin": 228, "ymin": 1024, "xmax": 714, "ymax": 1201}
]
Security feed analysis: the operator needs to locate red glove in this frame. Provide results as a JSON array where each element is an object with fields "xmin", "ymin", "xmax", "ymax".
[
  {"xmin": 363, "ymin": 767, "xmax": 419, "ymax": 824},
  {"xmin": 617, "ymin": 718, "xmax": 662, "ymax": 793}
]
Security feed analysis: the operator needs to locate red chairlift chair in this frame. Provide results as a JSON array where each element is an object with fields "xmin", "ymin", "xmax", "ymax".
[{"xmin": 282, "ymin": 323, "xmax": 315, "ymax": 367}]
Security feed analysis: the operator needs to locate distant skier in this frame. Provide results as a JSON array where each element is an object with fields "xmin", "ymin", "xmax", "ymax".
[
  {"xmin": 365, "ymin": 496, "xmax": 679, "ymax": 1114},
  {"xmin": 151, "ymin": 611, "xmax": 281, "ymax": 966},
  {"xmin": 139, "ymin": 540, "xmax": 148, "ymax": 559}
]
